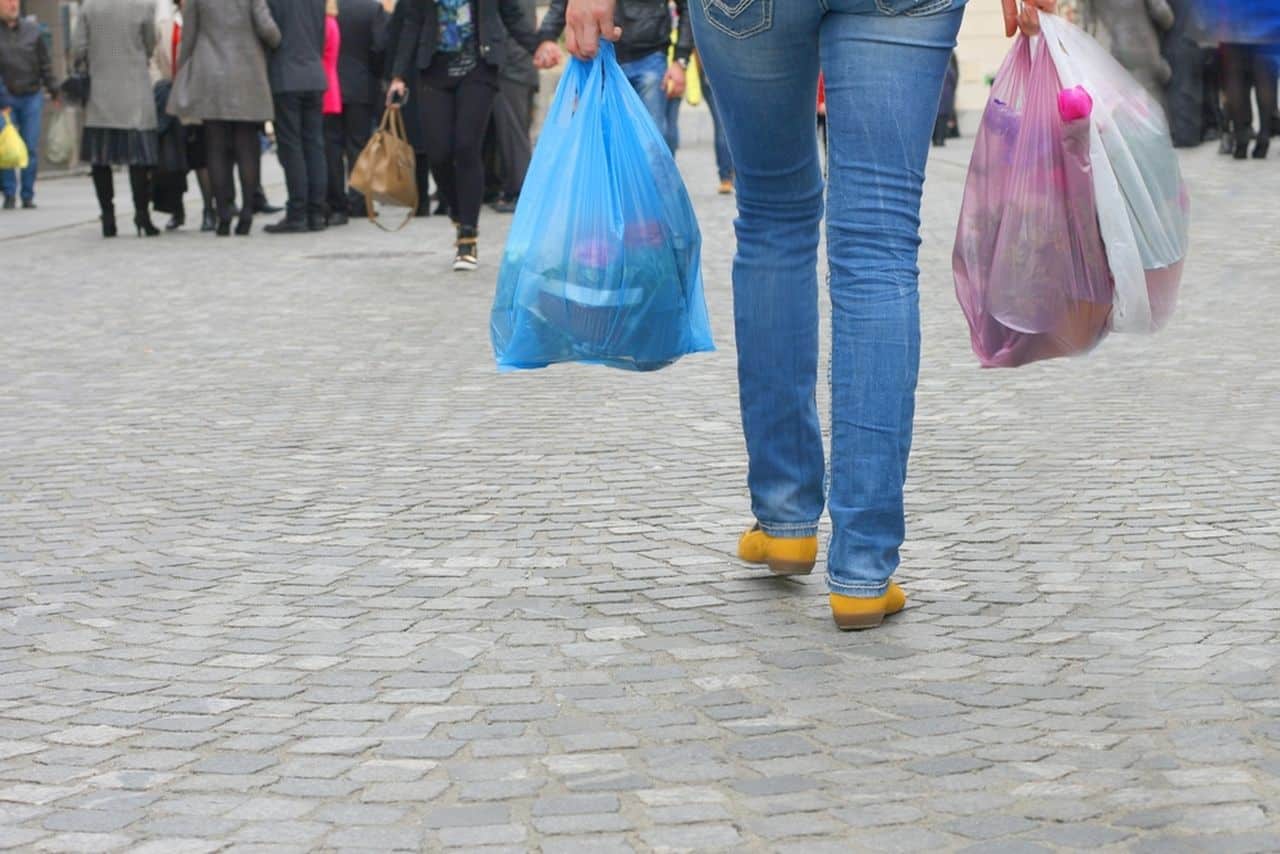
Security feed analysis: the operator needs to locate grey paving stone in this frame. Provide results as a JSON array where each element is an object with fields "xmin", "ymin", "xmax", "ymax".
[
  {"xmin": 532, "ymin": 794, "xmax": 620, "ymax": 816},
  {"xmin": 532, "ymin": 813, "xmax": 634, "ymax": 834},
  {"xmin": 423, "ymin": 805, "xmax": 510, "ymax": 828},
  {"xmin": 435, "ymin": 824, "xmax": 528, "ymax": 846},
  {"xmin": 191, "ymin": 754, "xmax": 278, "ymax": 775},
  {"xmin": 41, "ymin": 810, "xmax": 145, "ymax": 833},
  {"xmin": 639, "ymin": 823, "xmax": 742, "ymax": 850},
  {"xmin": 943, "ymin": 815, "xmax": 1040, "ymax": 840},
  {"xmin": 0, "ymin": 827, "xmax": 47, "ymax": 850},
  {"xmin": 325, "ymin": 825, "xmax": 425, "ymax": 850}
]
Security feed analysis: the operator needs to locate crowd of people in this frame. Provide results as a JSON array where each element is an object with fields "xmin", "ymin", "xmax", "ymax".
[{"xmin": 2, "ymin": 0, "xmax": 735, "ymax": 272}]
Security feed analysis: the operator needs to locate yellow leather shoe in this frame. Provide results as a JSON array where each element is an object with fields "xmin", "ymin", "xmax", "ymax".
[
  {"xmin": 830, "ymin": 582, "xmax": 907, "ymax": 631},
  {"xmin": 737, "ymin": 525, "xmax": 818, "ymax": 576}
]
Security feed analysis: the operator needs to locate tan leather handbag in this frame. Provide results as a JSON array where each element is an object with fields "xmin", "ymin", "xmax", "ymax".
[{"xmin": 349, "ymin": 105, "xmax": 418, "ymax": 231}]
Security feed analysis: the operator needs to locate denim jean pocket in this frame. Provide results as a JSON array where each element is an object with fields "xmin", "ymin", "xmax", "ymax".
[
  {"xmin": 874, "ymin": 0, "xmax": 954, "ymax": 16},
  {"xmin": 700, "ymin": 0, "xmax": 773, "ymax": 39}
]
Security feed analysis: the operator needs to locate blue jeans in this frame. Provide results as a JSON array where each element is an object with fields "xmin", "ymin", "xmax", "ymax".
[
  {"xmin": 690, "ymin": 0, "xmax": 965, "ymax": 597},
  {"xmin": 1, "ymin": 93, "xmax": 43, "ymax": 202},
  {"xmin": 699, "ymin": 66, "xmax": 734, "ymax": 181},
  {"xmin": 620, "ymin": 51, "xmax": 673, "ymax": 153},
  {"xmin": 664, "ymin": 95, "xmax": 681, "ymax": 154}
]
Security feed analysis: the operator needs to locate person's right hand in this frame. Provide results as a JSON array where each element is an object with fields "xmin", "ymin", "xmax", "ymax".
[
  {"xmin": 1002, "ymin": 0, "xmax": 1057, "ymax": 37},
  {"xmin": 533, "ymin": 41, "xmax": 562, "ymax": 69},
  {"xmin": 386, "ymin": 77, "xmax": 406, "ymax": 106},
  {"xmin": 564, "ymin": 0, "xmax": 621, "ymax": 61}
]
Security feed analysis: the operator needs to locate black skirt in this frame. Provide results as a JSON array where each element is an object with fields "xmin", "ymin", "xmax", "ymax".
[{"xmin": 81, "ymin": 127, "xmax": 160, "ymax": 167}]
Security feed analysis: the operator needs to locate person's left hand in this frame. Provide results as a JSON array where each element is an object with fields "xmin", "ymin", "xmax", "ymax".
[{"xmin": 663, "ymin": 63, "xmax": 686, "ymax": 99}]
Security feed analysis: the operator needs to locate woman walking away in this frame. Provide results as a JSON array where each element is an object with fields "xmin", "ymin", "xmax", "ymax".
[
  {"xmin": 557, "ymin": 0, "xmax": 1055, "ymax": 630},
  {"xmin": 387, "ymin": 0, "xmax": 541, "ymax": 272},
  {"xmin": 168, "ymin": 0, "xmax": 281, "ymax": 236},
  {"xmin": 75, "ymin": 0, "xmax": 163, "ymax": 238}
]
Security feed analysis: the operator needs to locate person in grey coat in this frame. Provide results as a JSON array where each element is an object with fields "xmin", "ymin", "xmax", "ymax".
[
  {"xmin": 264, "ymin": 0, "xmax": 329, "ymax": 233},
  {"xmin": 168, "ymin": 0, "xmax": 281, "ymax": 235},
  {"xmin": 74, "ymin": 0, "xmax": 161, "ymax": 238}
]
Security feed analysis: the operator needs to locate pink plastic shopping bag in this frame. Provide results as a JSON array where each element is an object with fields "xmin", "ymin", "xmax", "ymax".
[{"xmin": 953, "ymin": 35, "xmax": 1114, "ymax": 368}]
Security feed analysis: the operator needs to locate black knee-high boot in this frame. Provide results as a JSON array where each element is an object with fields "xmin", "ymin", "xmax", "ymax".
[
  {"xmin": 91, "ymin": 165, "xmax": 117, "ymax": 238},
  {"xmin": 129, "ymin": 166, "xmax": 160, "ymax": 236}
]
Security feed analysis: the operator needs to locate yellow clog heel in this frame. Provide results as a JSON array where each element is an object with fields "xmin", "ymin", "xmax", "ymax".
[
  {"xmin": 737, "ymin": 524, "xmax": 818, "ymax": 576},
  {"xmin": 830, "ymin": 582, "xmax": 907, "ymax": 631}
]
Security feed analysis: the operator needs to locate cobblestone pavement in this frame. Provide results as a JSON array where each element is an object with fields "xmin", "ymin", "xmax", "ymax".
[{"xmin": 1, "ymin": 131, "xmax": 1278, "ymax": 854}]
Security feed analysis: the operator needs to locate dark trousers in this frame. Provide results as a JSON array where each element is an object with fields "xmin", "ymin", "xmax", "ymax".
[
  {"xmin": 493, "ymin": 78, "xmax": 534, "ymax": 199},
  {"xmin": 418, "ymin": 66, "xmax": 498, "ymax": 230},
  {"xmin": 274, "ymin": 91, "xmax": 327, "ymax": 221},
  {"xmin": 1222, "ymin": 43, "xmax": 1278, "ymax": 148},
  {"xmin": 323, "ymin": 102, "xmax": 374, "ymax": 214},
  {"xmin": 205, "ymin": 120, "xmax": 262, "ymax": 222}
]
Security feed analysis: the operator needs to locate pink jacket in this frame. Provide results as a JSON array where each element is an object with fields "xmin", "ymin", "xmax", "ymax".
[{"xmin": 322, "ymin": 16, "xmax": 342, "ymax": 115}]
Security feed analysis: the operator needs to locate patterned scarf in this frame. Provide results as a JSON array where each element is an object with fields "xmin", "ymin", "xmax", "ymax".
[{"xmin": 436, "ymin": 0, "xmax": 475, "ymax": 54}]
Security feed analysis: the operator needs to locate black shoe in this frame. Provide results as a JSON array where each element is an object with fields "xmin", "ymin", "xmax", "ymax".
[
  {"xmin": 234, "ymin": 214, "xmax": 253, "ymax": 236},
  {"xmin": 327, "ymin": 210, "xmax": 349, "ymax": 227},
  {"xmin": 165, "ymin": 210, "xmax": 185, "ymax": 231},
  {"xmin": 101, "ymin": 210, "xmax": 117, "ymax": 238},
  {"xmin": 201, "ymin": 208, "xmax": 217, "ymax": 232},
  {"xmin": 21, "ymin": 198, "xmax": 35, "ymax": 209},
  {"xmin": 215, "ymin": 219, "xmax": 232, "ymax": 237},
  {"xmin": 254, "ymin": 200, "xmax": 283, "ymax": 214},
  {"xmin": 307, "ymin": 214, "xmax": 327, "ymax": 232},
  {"xmin": 2, "ymin": 195, "xmax": 14, "ymax": 210},
  {"xmin": 1234, "ymin": 140, "xmax": 1250, "ymax": 159},
  {"xmin": 490, "ymin": 197, "xmax": 517, "ymax": 214},
  {"xmin": 135, "ymin": 213, "xmax": 161, "ymax": 237},
  {"xmin": 434, "ymin": 200, "xmax": 450, "ymax": 217},
  {"xmin": 264, "ymin": 217, "xmax": 309, "ymax": 234},
  {"xmin": 454, "ymin": 226, "xmax": 478, "ymax": 272},
  {"xmin": 1253, "ymin": 139, "xmax": 1270, "ymax": 159}
]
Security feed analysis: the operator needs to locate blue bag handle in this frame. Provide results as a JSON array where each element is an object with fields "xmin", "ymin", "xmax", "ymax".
[{"xmin": 553, "ymin": 43, "xmax": 618, "ymax": 128}]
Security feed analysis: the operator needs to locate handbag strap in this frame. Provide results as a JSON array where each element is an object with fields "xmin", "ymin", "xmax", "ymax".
[
  {"xmin": 389, "ymin": 104, "xmax": 409, "ymax": 144},
  {"xmin": 365, "ymin": 193, "xmax": 417, "ymax": 232}
]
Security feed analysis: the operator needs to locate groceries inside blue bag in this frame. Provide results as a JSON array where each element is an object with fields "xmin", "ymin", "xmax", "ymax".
[{"xmin": 490, "ymin": 43, "xmax": 715, "ymax": 372}]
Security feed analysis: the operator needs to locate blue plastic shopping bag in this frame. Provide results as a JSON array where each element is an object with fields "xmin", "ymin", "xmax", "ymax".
[{"xmin": 490, "ymin": 43, "xmax": 714, "ymax": 372}]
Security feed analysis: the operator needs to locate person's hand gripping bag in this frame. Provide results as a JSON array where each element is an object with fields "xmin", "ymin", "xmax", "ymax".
[
  {"xmin": 490, "ymin": 43, "xmax": 714, "ymax": 372},
  {"xmin": 1040, "ymin": 12, "xmax": 1190, "ymax": 333},
  {"xmin": 953, "ymin": 33, "xmax": 1114, "ymax": 368}
]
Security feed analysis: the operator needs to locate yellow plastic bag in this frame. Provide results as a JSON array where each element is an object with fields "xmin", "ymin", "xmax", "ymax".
[
  {"xmin": 0, "ymin": 110, "xmax": 30, "ymax": 171},
  {"xmin": 666, "ymin": 30, "xmax": 702, "ymax": 106},
  {"xmin": 685, "ymin": 54, "xmax": 702, "ymax": 106}
]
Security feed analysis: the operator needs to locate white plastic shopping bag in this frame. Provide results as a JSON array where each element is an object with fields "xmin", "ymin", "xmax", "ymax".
[{"xmin": 1039, "ymin": 13, "xmax": 1190, "ymax": 333}]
